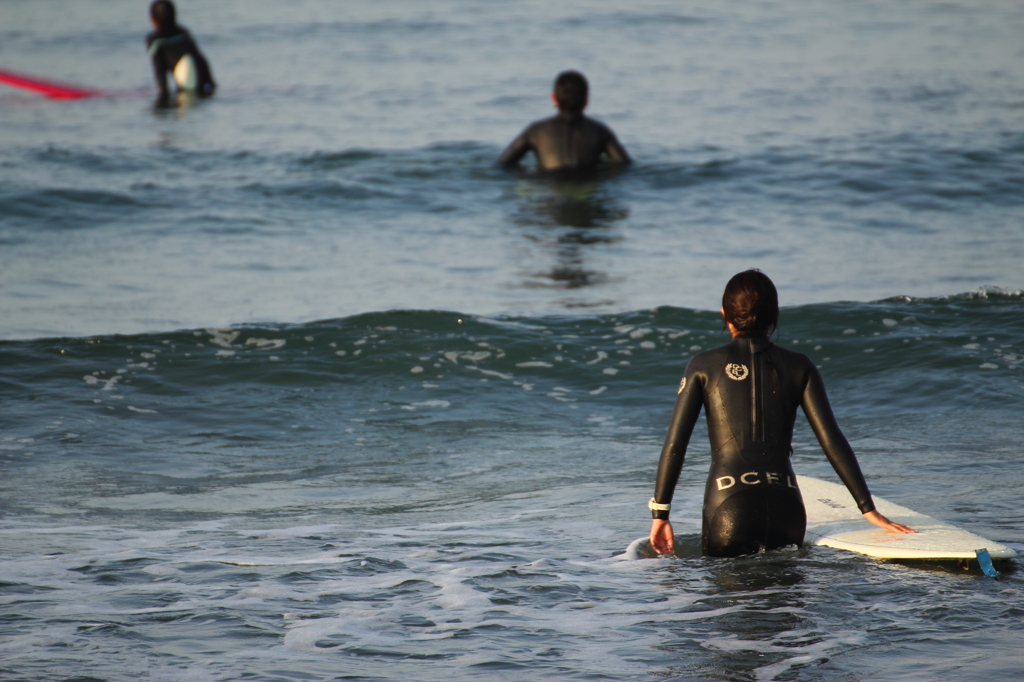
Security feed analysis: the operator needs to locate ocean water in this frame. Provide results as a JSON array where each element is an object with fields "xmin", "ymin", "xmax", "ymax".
[{"xmin": 1, "ymin": 1, "xmax": 1023, "ymax": 680}]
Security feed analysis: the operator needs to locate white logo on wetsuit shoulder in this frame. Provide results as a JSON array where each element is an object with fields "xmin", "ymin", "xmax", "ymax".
[
  {"xmin": 677, "ymin": 377, "xmax": 686, "ymax": 394},
  {"xmin": 725, "ymin": 363, "xmax": 749, "ymax": 381}
]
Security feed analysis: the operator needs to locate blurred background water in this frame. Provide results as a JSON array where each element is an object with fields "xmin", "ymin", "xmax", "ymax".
[{"xmin": 1, "ymin": 1, "xmax": 1023, "ymax": 680}]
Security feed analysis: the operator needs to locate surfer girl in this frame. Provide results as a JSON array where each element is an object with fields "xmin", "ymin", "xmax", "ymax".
[
  {"xmin": 649, "ymin": 270, "xmax": 915, "ymax": 557},
  {"xmin": 498, "ymin": 70, "xmax": 631, "ymax": 173},
  {"xmin": 146, "ymin": 0, "xmax": 216, "ymax": 106}
]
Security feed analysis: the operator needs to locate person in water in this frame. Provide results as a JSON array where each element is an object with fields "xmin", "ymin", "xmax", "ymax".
[
  {"xmin": 146, "ymin": 0, "xmax": 215, "ymax": 106},
  {"xmin": 649, "ymin": 270, "xmax": 915, "ymax": 557},
  {"xmin": 498, "ymin": 70, "xmax": 631, "ymax": 173}
]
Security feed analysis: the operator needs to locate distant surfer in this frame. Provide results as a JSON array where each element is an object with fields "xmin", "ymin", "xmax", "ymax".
[
  {"xmin": 146, "ymin": 0, "xmax": 216, "ymax": 106},
  {"xmin": 498, "ymin": 71, "xmax": 631, "ymax": 174},
  {"xmin": 649, "ymin": 270, "xmax": 915, "ymax": 557}
]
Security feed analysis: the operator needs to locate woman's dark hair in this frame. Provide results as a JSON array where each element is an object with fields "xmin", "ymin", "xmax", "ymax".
[
  {"xmin": 722, "ymin": 269, "xmax": 779, "ymax": 336},
  {"xmin": 553, "ymin": 70, "xmax": 588, "ymax": 114},
  {"xmin": 150, "ymin": 0, "xmax": 177, "ymax": 30}
]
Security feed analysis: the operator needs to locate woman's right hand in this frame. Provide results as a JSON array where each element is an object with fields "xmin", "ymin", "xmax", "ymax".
[
  {"xmin": 863, "ymin": 510, "xmax": 917, "ymax": 533},
  {"xmin": 650, "ymin": 518, "xmax": 675, "ymax": 554}
]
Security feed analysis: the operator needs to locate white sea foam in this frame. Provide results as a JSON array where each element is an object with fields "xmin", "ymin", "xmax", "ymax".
[{"xmin": 245, "ymin": 338, "xmax": 287, "ymax": 350}]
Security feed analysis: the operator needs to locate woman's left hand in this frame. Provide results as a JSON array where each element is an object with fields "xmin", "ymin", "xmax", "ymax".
[{"xmin": 863, "ymin": 510, "xmax": 917, "ymax": 533}]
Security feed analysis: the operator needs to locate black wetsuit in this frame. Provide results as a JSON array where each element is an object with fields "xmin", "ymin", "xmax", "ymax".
[
  {"xmin": 146, "ymin": 25, "xmax": 215, "ymax": 103},
  {"xmin": 498, "ymin": 111, "xmax": 630, "ymax": 172},
  {"xmin": 652, "ymin": 335, "xmax": 876, "ymax": 557}
]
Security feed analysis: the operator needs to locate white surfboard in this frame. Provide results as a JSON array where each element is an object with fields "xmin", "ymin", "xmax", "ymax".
[
  {"xmin": 626, "ymin": 476, "xmax": 1016, "ymax": 562},
  {"xmin": 173, "ymin": 54, "xmax": 198, "ymax": 91},
  {"xmin": 799, "ymin": 475, "xmax": 1015, "ymax": 560}
]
